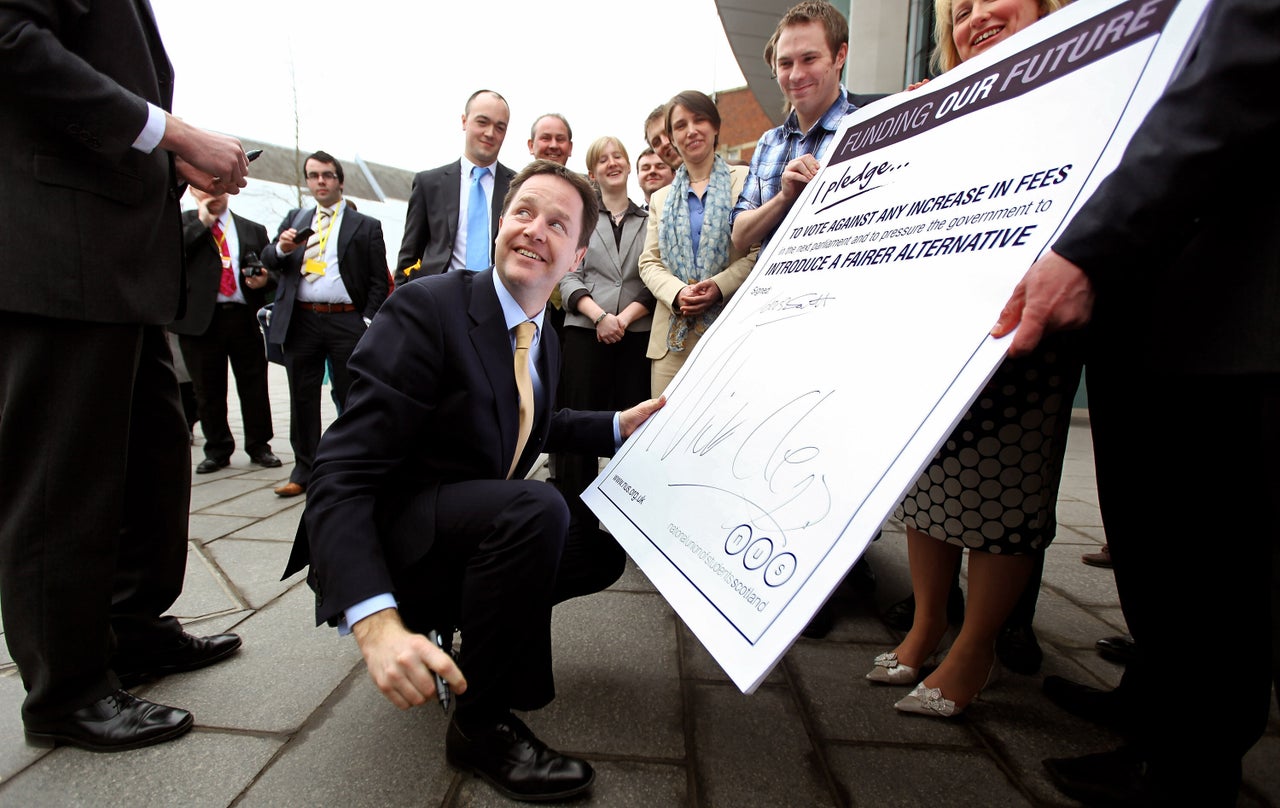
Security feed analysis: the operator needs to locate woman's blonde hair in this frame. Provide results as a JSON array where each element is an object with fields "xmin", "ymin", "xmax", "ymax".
[{"xmin": 931, "ymin": 0, "xmax": 1068, "ymax": 73}]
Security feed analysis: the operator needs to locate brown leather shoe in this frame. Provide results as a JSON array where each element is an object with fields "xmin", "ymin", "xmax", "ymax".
[
  {"xmin": 274, "ymin": 482, "xmax": 305, "ymax": 497},
  {"xmin": 1081, "ymin": 544, "xmax": 1112, "ymax": 568}
]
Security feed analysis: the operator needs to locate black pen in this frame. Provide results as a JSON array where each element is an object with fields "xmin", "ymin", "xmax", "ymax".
[
  {"xmin": 246, "ymin": 148, "xmax": 263, "ymax": 162},
  {"xmin": 425, "ymin": 629, "xmax": 451, "ymax": 713}
]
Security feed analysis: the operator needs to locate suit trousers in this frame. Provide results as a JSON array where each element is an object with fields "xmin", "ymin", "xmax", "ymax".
[
  {"xmin": 1087, "ymin": 352, "xmax": 1278, "ymax": 804},
  {"xmin": 179, "ymin": 303, "xmax": 274, "ymax": 462},
  {"xmin": 393, "ymin": 479, "xmax": 624, "ymax": 722},
  {"xmin": 0, "ymin": 314, "xmax": 190, "ymax": 720},
  {"xmin": 282, "ymin": 308, "xmax": 362, "ymax": 486}
]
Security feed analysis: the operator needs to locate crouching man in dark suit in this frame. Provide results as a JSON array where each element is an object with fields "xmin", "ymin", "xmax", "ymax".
[{"xmin": 284, "ymin": 160, "xmax": 664, "ymax": 802}]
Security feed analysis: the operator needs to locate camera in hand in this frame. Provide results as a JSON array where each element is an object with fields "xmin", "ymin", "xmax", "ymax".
[{"xmin": 242, "ymin": 250, "xmax": 265, "ymax": 277}]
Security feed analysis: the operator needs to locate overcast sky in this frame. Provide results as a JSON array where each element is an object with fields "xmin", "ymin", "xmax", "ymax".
[{"xmin": 152, "ymin": 0, "xmax": 748, "ymax": 197}]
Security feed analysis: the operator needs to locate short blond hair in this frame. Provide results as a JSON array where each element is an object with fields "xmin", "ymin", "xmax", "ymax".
[{"xmin": 931, "ymin": 0, "xmax": 1068, "ymax": 73}]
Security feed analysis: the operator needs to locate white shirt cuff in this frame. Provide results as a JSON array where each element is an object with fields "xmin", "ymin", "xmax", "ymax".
[
  {"xmin": 131, "ymin": 103, "xmax": 166, "ymax": 153},
  {"xmin": 338, "ymin": 593, "xmax": 398, "ymax": 636}
]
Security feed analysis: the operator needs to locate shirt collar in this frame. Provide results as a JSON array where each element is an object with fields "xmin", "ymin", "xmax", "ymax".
[
  {"xmin": 491, "ymin": 270, "xmax": 546, "ymax": 340},
  {"xmin": 462, "ymin": 154, "xmax": 498, "ymax": 174},
  {"xmin": 782, "ymin": 85, "xmax": 855, "ymax": 138}
]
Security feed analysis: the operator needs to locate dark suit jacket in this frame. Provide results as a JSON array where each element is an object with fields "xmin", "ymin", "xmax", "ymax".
[
  {"xmin": 261, "ymin": 203, "xmax": 390, "ymax": 346},
  {"xmin": 0, "ymin": 0, "xmax": 182, "ymax": 324},
  {"xmin": 394, "ymin": 158, "xmax": 516, "ymax": 284},
  {"xmin": 283, "ymin": 269, "xmax": 614, "ymax": 625},
  {"xmin": 1053, "ymin": 0, "xmax": 1278, "ymax": 375},
  {"xmin": 169, "ymin": 210, "xmax": 272, "ymax": 336}
]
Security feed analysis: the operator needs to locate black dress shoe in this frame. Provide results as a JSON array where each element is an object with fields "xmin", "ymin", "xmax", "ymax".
[
  {"xmin": 249, "ymin": 451, "xmax": 282, "ymax": 468},
  {"xmin": 1042, "ymin": 675, "xmax": 1130, "ymax": 731},
  {"xmin": 1044, "ymin": 747, "xmax": 1152, "ymax": 806},
  {"xmin": 446, "ymin": 714, "xmax": 594, "ymax": 802},
  {"xmin": 113, "ymin": 632, "xmax": 242, "ymax": 688},
  {"xmin": 1096, "ymin": 634, "xmax": 1140, "ymax": 665},
  {"xmin": 882, "ymin": 585, "xmax": 966, "ymax": 632},
  {"xmin": 195, "ymin": 457, "xmax": 230, "ymax": 474},
  {"xmin": 995, "ymin": 623, "xmax": 1043, "ymax": 675},
  {"xmin": 24, "ymin": 690, "xmax": 193, "ymax": 752},
  {"xmin": 801, "ymin": 601, "xmax": 836, "ymax": 639}
]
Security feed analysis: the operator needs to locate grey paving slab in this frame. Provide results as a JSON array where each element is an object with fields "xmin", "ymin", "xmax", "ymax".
[
  {"xmin": 228, "ymin": 501, "xmax": 306, "ymax": 542},
  {"xmin": 205, "ymin": 538, "xmax": 303, "ymax": 609},
  {"xmin": 543, "ymin": 591, "xmax": 684, "ymax": 758},
  {"xmin": 201, "ymin": 485, "xmax": 310, "ymax": 519},
  {"xmin": 825, "ymin": 745, "xmax": 1034, "ymax": 808},
  {"xmin": 188, "ymin": 513, "xmax": 258, "ymax": 545},
  {"xmin": 139, "ymin": 584, "xmax": 361, "ymax": 733},
  {"xmin": 1243, "ymin": 735, "xmax": 1280, "ymax": 800},
  {"xmin": 677, "ymin": 623, "xmax": 785, "ymax": 687},
  {"xmin": 1040, "ymin": 544, "xmax": 1121, "ymax": 607},
  {"xmin": 691, "ymin": 682, "xmax": 837, "ymax": 808},
  {"xmin": 1053, "ymin": 498, "xmax": 1105, "ymax": 529},
  {"xmin": 448, "ymin": 761, "xmax": 687, "ymax": 808},
  {"xmin": 169, "ymin": 545, "xmax": 246, "ymax": 621},
  {"xmin": 0, "ymin": 673, "xmax": 47, "ymax": 784},
  {"xmin": 1029, "ymin": 589, "xmax": 1124, "ymax": 652},
  {"xmin": 0, "ymin": 730, "xmax": 280, "ymax": 808},
  {"xmin": 189, "ymin": 478, "xmax": 268, "ymax": 511}
]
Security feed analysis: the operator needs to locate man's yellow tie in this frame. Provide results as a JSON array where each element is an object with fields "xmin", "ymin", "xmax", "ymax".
[{"xmin": 507, "ymin": 321, "xmax": 536, "ymax": 479}]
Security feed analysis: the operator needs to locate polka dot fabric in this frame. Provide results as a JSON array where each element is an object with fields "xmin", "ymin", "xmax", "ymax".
[{"xmin": 895, "ymin": 332, "xmax": 1084, "ymax": 555}]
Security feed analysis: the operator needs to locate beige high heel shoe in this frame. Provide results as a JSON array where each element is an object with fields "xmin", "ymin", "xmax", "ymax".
[
  {"xmin": 893, "ymin": 662, "xmax": 1000, "ymax": 718},
  {"xmin": 865, "ymin": 651, "xmax": 938, "ymax": 685}
]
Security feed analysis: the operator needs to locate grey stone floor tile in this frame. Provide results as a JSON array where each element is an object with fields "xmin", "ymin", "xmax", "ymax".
[
  {"xmin": 1243, "ymin": 735, "xmax": 1279, "ymax": 800},
  {"xmin": 825, "ymin": 745, "xmax": 1034, "ymax": 808},
  {"xmin": 677, "ymin": 623, "xmax": 785, "ymax": 687},
  {"xmin": 0, "ymin": 673, "xmax": 47, "ymax": 784},
  {"xmin": 169, "ymin": 545, "xmax": 246, "ymax": 620},
  {"xmin": 1050, "ymin": 525, "xmax": 1104, "ymax": 547},
  {"xmin": 785, "ymin": 642, "xmax": 974, "ymax": 747},
  {"xmin": 0, "ymin": 730, "xmax": 279, "ymax": 808},
  {"xmin": 227, "ymin": 501, "xmax": 305, "ymax": 542},
  {"xmin": 190, "ymin": 479, "xmax": 267, "ymax": 511},
  {"xmin": 691, "ymin": 682, "xmax": 837, "ymax": 808},
  {"xmin": 189, "ymin": 513, "xmax": 258, "ymax": 544},
  {"xmin": 542, "ymin": 591, "xmax": 683, "ymax": 758},
  {"xmin": 1040, "ymin": 548, "xmax": 1120, "ymax": 607},
  {"xmin": 1030, "ymin": 590, "xmax": 1123, "ymax": 651},
  {"xmin": 206, "ymin": 538, "xmax": 304, "ymax": 609},
  {"xmin": 201, "ymin": 486, "xmax": 308, "ymax": 519},
  {"xmin": 235, "ymin": 672, "xmax": 455, "ymax": 808},
  {"xmin": 1054, "ymin": 499, "xmax": 1105, "ymax": 529},
  {"xmin": 1057, "ymin": 522, "xmax": 1108, "ymax": 544},
  {"xmin": 447, "ymin": 760, "xmax": 687, "ymax": 808},
  {"xmin": 138, "ymin": 584, "xmax": 360, "ymax": 733}
]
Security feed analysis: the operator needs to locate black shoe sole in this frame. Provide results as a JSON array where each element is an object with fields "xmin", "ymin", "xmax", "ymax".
[
  {"xmin": 446, "ymin": 750, "xmax": 596, "ymax": 803},
  {"xmin": 25, "ymin": 713, "xmax": 193, "ymax": 753},
  {"xmin": 195, "ymin": 460, "xmax": 230, "ymax": 474}
]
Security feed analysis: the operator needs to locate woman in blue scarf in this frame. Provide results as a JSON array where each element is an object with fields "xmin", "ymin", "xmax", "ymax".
[{"xmin": 639, "ymin": 91, "xmax": 760, "ymax": 396}]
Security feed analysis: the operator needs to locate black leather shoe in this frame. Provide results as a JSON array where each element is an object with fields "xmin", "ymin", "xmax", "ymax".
[
  {"xmin": 848, "ymin": 557, "xmax": 876, "ymax": 596},
  {"xmin": 24, "ymin": 690, "xmax": 193, "ymax": 752},
  {"xmin": 801, "ymin": 601, "xmax": 836, "ymax": 639},
  {"xmin": 1096, "ymin": 634, "xmax": 1139, "ymax": 665},
  {"xmin": 1044, "ymin": 747, "xmax": 1152, "ymax": 806},
  {"xmin": 1042, "ymin": 675, "xmax": 1131, "ymax": 731},
  {"xmin": 882, "ymin": 585, "xmax": 965, "ymax": 631},
  {"xmin": 250, "ymin": 451, "xmax": 282, "ymax": 468},
  {"xmin": 113, "ymin": 632, "xmax": 242, "ymax": 688},
  {"xmin": 995, "ymin": 623, "xmax": 1043, "ymax": 675},
  {"xmin": 195, "ymin": 457, "xmax": 229, "ymax": 474},
  {"xmin": 446, "ymin": 714, "xmax": 595, "ymax": 802}
]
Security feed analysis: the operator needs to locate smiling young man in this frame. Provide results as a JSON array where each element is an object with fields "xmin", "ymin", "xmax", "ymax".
[
  {"xmin": 395, "ymin": 90, "xmax": 517, "ymax": 283},
  {"xmin": 285, "ymin": 160, "xmax": 664, "ymax": 802},
  {"xmin": 527, "ymin": 113, "xmax": 573, "ymax": 165},
  {"xmin": 636, "ymin": 146, "xmax": 675, "ymax": 207},
  {"xmin": 730, "ymin": 0, "xmax": 863, "ymax": 251}
]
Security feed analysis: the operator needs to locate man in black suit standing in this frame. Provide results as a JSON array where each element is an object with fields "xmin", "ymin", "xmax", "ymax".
[
  {"xmin": 0, "ymin": 0, "xmax": 247, "ymax": 752},
  {"xmin": 395, "ymin": 89, "xmax": 517, "ymax": 284},
  {"xmin": 171, "ymin": 187, "xmax": 281, "ymax": 474},
  {"xmin": 285, "ymin": 160, "xmax": 663, "ymax": 802},
  {"xmin": 994, "ymin": 0, "xmax": 1278, "ymax": 802},
  {"xmin": 261, "ymin": 150, "xmax": 390, "ymax": 498}
]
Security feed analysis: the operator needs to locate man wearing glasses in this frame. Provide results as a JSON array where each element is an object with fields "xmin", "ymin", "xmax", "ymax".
[{"xmin": 262, "ymin": 150, "xmax": 390, "ymax": 498}]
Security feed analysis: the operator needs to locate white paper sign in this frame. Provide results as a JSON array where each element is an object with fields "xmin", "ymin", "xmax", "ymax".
[{"xmin": 585, "ymin": 0, "xmax": 1210, "ymax": 693}]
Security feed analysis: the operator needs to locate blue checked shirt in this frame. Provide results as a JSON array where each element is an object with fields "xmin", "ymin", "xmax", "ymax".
[{"xmin": 731, "ymin": 87, "xmax": 859, "ymax": 248}]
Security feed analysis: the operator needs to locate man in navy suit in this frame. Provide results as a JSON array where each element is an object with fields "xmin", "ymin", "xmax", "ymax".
[
  {"xmin": 286, "ymin": 160, "xmax": 663, "ymax": 802},
  {"xmin": 395, "ymin": 89, "xmax": 517, "ymax": 284},
  {"xmin": 995, "ymin": 0, "xmax": 1279, "ymax": 801},
  {"xmin": 261, "ymin": 150, "xmax": 390, "ymax": 497},
  {"xmin": 0, "ymin": 0, "xmax": 248, "ymax": 752}
]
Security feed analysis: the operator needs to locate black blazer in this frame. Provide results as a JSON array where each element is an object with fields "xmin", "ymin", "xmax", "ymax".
[
  {"xmin": 169, "ymin": 210, "xmax": 272, "ymax": 335},
  {"xmin": 0, "ymin": 0, "xmax": 182, "ymax": 325},
  {"xmin": 393, "ymin": 158, "xmax": 516, "ymax": 284},
  {"xmin": 261, "ymin": 203, "xmax": 390, "ymax": 346},
  {"xmin": 1053, "ymin": 0, "xmax": 1279, "ymax": 375},
  {"xmin": 284, "ymin": 269, "xmax": 614, "ymax": 625}
]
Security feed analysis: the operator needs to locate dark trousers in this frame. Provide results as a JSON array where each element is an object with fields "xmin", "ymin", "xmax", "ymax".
[
  {"xmin": 1089, "ymin": 356, "xmax": 1278, "ymax": 804},
  {"xmin": 179, "ymin": 302, "xmax": 274, "ymax": 461},
  {"xmin": 0, "ymin": 315, "xmax": 189, "ymax": 721},
  {"xmin": 394, "ymin": 480, "xmax": 624, "ymax": 723},
  {"xmin": 553, "ymin": 326, "xmax": 650, "ymax": 523},
  {"xmin": 282, "ymin": 307, "xmax": 362, "ymax": 485}
]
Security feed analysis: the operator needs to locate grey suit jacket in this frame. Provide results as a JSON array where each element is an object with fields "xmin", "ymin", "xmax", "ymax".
[
  {"xmin": 559, "ymin": 202, "xmax": 654, "ymax": 332},
  {"xmin": 0, "ymin": 0, "xmax": 182, "ymax": 325},
  {"xmin": 393, "ymin": 158, "xmax": 516, "ymax": 285}
]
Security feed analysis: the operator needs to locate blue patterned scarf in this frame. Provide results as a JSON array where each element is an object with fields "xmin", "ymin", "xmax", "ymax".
[{"xmin": 658, "ymin": 155, "xmax": 733, "ymax": 352}]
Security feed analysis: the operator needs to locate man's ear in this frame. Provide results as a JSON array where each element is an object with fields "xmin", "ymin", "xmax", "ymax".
[
  {"xmin": 572, "ymin": 246, "xmax": 587, "ymax": 271},
  {"xmin": 834, "ymin": 42, "xmax": 848, "ymax": 71}
]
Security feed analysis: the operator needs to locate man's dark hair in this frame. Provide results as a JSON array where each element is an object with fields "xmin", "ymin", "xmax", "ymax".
[
  {"xmin": 636, "ymin": 146, "xmax": 659, "ymax": 170},
  {"xmin": 502, "ymin": 160, "xmax": 598, "ymax": 250},
  {"xmin": 765, "ymin": 1, "xmax": 849, "ymax": 70},
  {"xmin": 303, "ymin": 150, "xmax": 344, "ymax": 184},
  {"xmin": 643, "ymin": 105, "xmax": 666, "ymax": 143}
]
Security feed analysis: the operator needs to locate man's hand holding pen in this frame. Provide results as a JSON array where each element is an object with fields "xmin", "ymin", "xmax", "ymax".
[{"xmin": 351, "ymin": 609, "xmax": 466, "ymax": 711}]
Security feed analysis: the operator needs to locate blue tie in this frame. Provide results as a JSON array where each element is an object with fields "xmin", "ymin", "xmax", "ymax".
[{"xmin": 466, "ymin": 166, "xmax": 491, "ymax": 270}]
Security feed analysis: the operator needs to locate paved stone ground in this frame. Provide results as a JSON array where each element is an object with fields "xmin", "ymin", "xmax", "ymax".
[{"xmin": 1, "ymin": 363, "xmax": 1276, "ymax": 807}]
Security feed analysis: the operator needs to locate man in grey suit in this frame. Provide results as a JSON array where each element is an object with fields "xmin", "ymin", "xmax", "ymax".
[
  {"xmin": 395, "ymin": 89, "xmax": 517, "ymax": 284},
  {"xmin": 994, "ymin": 0, "xmax": 1278, "ymax": 801},
  {"xmin": 0, "ymin": 0, "xmax": 249, "ymax": 752}
]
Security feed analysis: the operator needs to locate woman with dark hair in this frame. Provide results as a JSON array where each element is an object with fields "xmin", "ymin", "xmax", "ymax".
[{"xmin": 639, "ymin": 91, "xmax": 760, "ymax": 396}]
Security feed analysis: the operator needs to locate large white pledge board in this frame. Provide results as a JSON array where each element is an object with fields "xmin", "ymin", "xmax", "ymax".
[{"xmin": 584, "ymin": 0, "xmax": 1211, "ymax": 693}]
